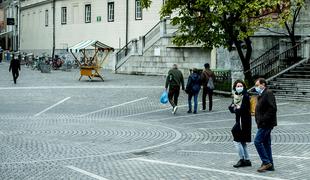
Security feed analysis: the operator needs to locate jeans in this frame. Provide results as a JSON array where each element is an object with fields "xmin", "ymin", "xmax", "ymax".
[
  {"xmin": 234, "ymin": 141, "xmax": 250, "ymax": 160},
  {"xmin": 188, "ymin": 93, "xmax": 199, "ymax": 112},
  {"xmin": 168, "ymin": 86, "xmax": 180, "ymax": 108},
  {"xmin": 202, "ymin": 87, "xmax": 213, "ymax": 111},
  {"xmin": 254, "ymin": 128, "xmax": 273, "ymax": 165}
]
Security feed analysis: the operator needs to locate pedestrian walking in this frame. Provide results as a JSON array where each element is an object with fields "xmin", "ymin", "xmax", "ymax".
[
  {"xmin": 229, "ymin": 80, "xmax": 252, "ymax": 168},
  {"xmin": 165, "ymin": 64, "xmax": 184, "ymax": 114},
  {"xmin": 201, "ymin": 63, "xmax": 215, "ymax": 111},
  {"xmin": 9, "ymin": 53, "xmax": 21, "ymax": 84},
  {"xmin": 185, "ymin": 68, "xmax": 201, "ymax": 114},
  {"xmin": 254, "ymin": 78, "xmax": 277, "ymax": 172}
]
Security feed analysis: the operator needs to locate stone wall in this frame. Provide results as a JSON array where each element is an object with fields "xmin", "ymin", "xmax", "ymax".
[{"xmin": 116, "ymin": 36, "xmax": 211, "ymax": 76}]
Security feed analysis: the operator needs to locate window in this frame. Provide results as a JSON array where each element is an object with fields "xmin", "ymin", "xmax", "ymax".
[
  {"xmin": 85, "ymin": 4, "xmax": 91, "ymax": 23},
  {"xmin": 135, "ymin": 0, "xmax": 142, "ymax": 20},
  {"xmin": 61, "ymin": 7, "xmax": 67, "ymax": 24},
  {"xmin": 107, "ymin": 2, "xmax": 114, "ymax": 22},
  {"xmin": 45, "ymin": 10, "xmax": 48, "ymax": 26}
]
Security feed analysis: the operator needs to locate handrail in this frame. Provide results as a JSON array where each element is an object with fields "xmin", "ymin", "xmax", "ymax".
[
  {"xmin": 250, "ymin": 41, "xmax": 305, "ymax": 79},
  {"xmin": 115, "ymin": 40, "xmax": 134, "ymax": 64},
  {"xmin": 250, "ymin": 43, "xmax": 279, "ymax": 67},
  {"xmin": 115, "ymin": 20, "xmax": 162, "ymax": 71},
  {"xmin": 144, "ymin": 21, "xmax": 161, "ymax": 39}
]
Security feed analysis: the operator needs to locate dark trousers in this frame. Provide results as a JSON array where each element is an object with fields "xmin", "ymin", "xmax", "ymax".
[
  {"xmin": 12, "ymin": 70, "xmax": 19, "ymax": 84},
  {"xmin": 168, "ymin": 86, "xmax": 180, "ymax": 108},
  {"xmin": 254, "ymin": 128, "xmax": 273, "ymax": 165},
  {"xmin": 202, "ymin": 87, "xmax": 213, "ymax": 111}
]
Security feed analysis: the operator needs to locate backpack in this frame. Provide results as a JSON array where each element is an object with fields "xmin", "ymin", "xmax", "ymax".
[{"xmin": 207, "ymin": 77, "xmax": 215, "ymax": 90}]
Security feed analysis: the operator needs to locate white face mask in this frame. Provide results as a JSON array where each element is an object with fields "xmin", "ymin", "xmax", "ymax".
[
  {"xmin": 235, "ymin": 87, "xmax": 244, "ymax": 93},
  {"xmin": 255, "ymin": 86, "xmax": 263, "ymax": 94}
]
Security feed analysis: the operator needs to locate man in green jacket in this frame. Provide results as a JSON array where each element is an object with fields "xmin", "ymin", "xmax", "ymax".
[{"xmin": 165, "ymin": 64, "xmax": 184, "ymax": 114}]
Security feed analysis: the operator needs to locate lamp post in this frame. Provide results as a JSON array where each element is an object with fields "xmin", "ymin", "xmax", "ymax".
[{"xmin": 12, "ymin": 0, "xmax": 19, "ymax": 51}]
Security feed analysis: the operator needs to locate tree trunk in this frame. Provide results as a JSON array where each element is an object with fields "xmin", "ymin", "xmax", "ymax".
[{"xmin": 234, "ymin": 39, "xmax": 253, "ymax": 86}]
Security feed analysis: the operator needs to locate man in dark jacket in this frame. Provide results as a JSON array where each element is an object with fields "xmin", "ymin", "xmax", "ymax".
[
  {"xmin": 9, "ymin": 54, "xmax": 21, "ymax": 84},
  {"xmin": 201, "ymin": 63, "xmax": 215, "ymax": 111},
  {"xmin": 165, "ymin": 64, "xmax": 184, "ymax": 114},
  {"xmin": 254, "ymin": 78, "xmax": 277, "ymax": 172},
  {"xmin": 186, "ymin": 68, "xmax": 201, "ymax": 114}
]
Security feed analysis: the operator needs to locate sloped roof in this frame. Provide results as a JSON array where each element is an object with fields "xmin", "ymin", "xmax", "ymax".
[{"xmin": 68, "ymin": 40, "xmax": 114, "ymax": 53}]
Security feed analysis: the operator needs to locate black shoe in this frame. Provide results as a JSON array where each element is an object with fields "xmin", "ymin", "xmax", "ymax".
[
  {"xmin": 193, "ymin": 111, "xmax": 197, "ymax": 114},
  {"xmin": 243, "ymin": 160, "xmax": 252, "ymax": 166},
  {"xmin": 233, "ymin": 159, "xmax": 245, "ymax": 168},
  {"xmin": 187, "ymin": 110, "xmax": 192, "ymax": 113}
]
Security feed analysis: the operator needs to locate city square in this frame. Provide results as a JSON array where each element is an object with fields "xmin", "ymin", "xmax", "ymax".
[{"xmin": 0, "ymin": 63, "xmax": 310, "ymax": 180}]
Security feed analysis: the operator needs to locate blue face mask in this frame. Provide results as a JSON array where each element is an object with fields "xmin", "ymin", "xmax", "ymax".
[
  {"xmin": 235, "ymin": 87, "xmax": 244, "ymax": 93},
  {"xmin": 255, "ymin": 87, "xmax": 262, "ymax": 94}
]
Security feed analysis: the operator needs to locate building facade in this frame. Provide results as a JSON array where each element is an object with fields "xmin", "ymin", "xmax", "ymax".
[
  {"xmin": 0, "ymin": 0, "xmax": 20, "ymax": 51},
  {"xmin": 20, "ymin": 0, "xmax": 163, "ymax": 55}
]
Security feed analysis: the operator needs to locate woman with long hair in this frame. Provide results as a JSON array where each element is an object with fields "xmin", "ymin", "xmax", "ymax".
[{"xmin": 229, "ymin": 80, "xmax": 252, "ymax": 168}]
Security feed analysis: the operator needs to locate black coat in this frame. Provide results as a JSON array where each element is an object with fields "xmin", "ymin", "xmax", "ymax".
[
  {"xmin": 229, "ymin": 92, "xmax": 252, "ymax": 142},
  {"xmin": 255, "ymin": 88, "xmax": 277, "ymax": 129},
  {"xmin": 9, "ymin": 59, "xmax": 21, "ymax": 72}
]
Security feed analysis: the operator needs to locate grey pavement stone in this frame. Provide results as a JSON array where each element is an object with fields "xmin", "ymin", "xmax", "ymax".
[{"xmin": 0, "ymin": 62, "xmax": 310, "ymax": 179}]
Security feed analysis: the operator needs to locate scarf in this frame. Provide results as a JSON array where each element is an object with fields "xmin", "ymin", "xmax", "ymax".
[{"xmin": 233, "ymin": 93, "xmax": 243, "ymax": 107}]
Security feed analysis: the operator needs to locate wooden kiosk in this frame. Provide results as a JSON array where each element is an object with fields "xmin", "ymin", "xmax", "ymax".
[{"xmin": 68, "ymin": 40, "xmax": 114, "ymax": 81}]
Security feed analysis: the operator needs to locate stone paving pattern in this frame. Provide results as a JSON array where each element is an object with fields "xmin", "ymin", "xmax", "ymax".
[{"xmin": 0, "ymin": 62, "xmax": 310, "ymax": 180}]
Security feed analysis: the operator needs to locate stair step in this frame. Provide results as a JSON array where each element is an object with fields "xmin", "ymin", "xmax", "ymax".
[
  {"xmin": 271, "ymin": 79, "xmax": 310, "ymax": 84},
  {"xmin": 275, "ymin": 96, "xmax": 310, "ymax": 102},
  {"xmin": 271, "ymin": 89, "xmax": 310, "ymax": 93},
  {"xmin": 289, "ymin": 70, "xmax": 310, "ymax": 74},
  {"xmin": 282, "ymin": 74, "xmax": 310, "ymax": 78},
  {"xmin": 269, "ymin": 81, "xmax": 310, "ymax": 86}
]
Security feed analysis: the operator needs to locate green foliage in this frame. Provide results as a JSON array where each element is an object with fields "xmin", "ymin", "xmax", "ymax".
[{"xmin": 141, "ymin": 0, "xmax": 290, "ymax": 49}]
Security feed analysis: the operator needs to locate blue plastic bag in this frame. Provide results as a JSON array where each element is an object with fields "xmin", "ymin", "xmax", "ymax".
[{"xmin": 160, "ymin": 91, "xmax": 168, "ymax": 104}]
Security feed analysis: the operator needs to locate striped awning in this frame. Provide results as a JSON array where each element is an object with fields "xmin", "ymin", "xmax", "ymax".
[{"xmin": 68, "ymin": 40, "xmax": 114, "ymax": 53}]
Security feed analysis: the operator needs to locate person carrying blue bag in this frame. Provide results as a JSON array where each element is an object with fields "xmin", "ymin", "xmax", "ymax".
[
  {"xmin": 165, "ymin": 64, "xmax": 184, "ymax": 114},
  {"xmin": 185, "ymin": 68, "xmax": 201, "ymax": 114},
  {"xmin": 160, "ymin": 90, "xmax": 168, "ymax": 104}
]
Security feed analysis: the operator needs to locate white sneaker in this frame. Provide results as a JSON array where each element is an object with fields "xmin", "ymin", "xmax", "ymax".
[{"xmin": 173, "ymin": 106, "xmax": 178, "ymax": 114}]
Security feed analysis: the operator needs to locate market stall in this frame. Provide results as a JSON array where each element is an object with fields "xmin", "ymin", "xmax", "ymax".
[{"xmin": 68, "ymin": 40, "xmax": 114, "ymax": 81}]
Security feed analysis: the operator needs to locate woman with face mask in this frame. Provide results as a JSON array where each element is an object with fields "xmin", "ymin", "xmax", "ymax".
[{"xmin": 229, "ymin": 80, "xmax": 252, "ymax": 168}]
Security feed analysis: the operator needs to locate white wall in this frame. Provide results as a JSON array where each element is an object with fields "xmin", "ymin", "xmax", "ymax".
[
  {"xmin": 20, "ymin": 3, "xmax": 53, "ymax": 52},
  {"xmin": 20, "ymin": 0, "xmax": 162, "ymax": 54}
]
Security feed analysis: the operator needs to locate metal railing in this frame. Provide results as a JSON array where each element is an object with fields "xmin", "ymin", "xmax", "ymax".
[
  {"xmin": 115, "ymin": 21, "xmax": 162, "ymax": 71},
  {"xmin": 213, "ymin": 70, "xmax": 232, "ymax": 92},
  {"xmin": 143, "ymin": 21, "xmax": 161, "ymax": 47},
  {"xmin": 250, "ymin": 43, "xmax": 279, "ymax": 68},
  {"xmin": 195, "ymin": 69, "xmax": 232, "ymax": 92},
  {"xmin": 251, "ymin": 41, "xmax": 304, "ymax": 79},
  {"xmin": 115, "ymin": 40, "xmax": 134, "ymax": 70}
]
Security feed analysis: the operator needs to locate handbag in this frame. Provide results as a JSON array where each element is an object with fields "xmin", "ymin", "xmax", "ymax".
[
  {"xmin": 160, "ymin": 90, "xmax": 168, "ymax": 104},
  {"xmin": 207, "ymin": 77, "xmax": 215, "ymax": 89}
]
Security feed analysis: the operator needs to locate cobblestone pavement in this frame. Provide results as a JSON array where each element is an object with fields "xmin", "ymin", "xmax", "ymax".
[{"xmin": 1, "ymin": 62, "xmax": 310, "ymax": 180}]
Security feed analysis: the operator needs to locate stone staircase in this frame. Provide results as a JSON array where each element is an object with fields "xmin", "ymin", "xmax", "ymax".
[
  {"xmin": 114, "ymin": 18, "xmax": 211, "ymax": 76},
  {"xmin": 268, "ymin": 59, "xmax": 310, "ymax": 101}
]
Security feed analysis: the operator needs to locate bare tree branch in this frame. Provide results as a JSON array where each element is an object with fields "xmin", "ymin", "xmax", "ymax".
[{"xmin": 259, "ymin": 27, "xmax": 289, "ymax": 36}]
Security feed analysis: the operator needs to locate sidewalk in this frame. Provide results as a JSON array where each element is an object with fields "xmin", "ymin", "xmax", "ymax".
[{"xmin": 0, "ymin": 61, "xmax": 310, "ymax": 179}]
